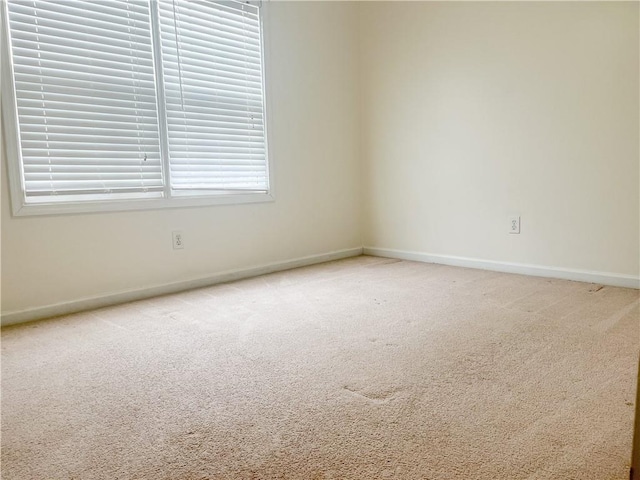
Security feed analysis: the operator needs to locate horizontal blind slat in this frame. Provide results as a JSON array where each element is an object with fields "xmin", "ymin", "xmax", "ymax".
[
  {"xmin": 160, "ymin": 0, "xmax": 268, "ymax": 192},
  {"xmin": 16, "ymin": 85, "xmax": 157, "ymax": 103},
  {"xmin": 10, "ymin": 25, "xmax": 154, "ymax": 52},
  {"xmin": 9, "ymin": 14, "xmax": 153, "ymax": 46},
  {"xmin": 20, "ymin": 128, "xmax": 161, "ymax": 138},
  {"xmin": 164, "ymin": 152, "xmax": 265, "ymax": 160},
  {"xmin": 11, "ymin": 0, "xmax": 148, "ymax": 25},
  {"xmin": 13, "ymin": 65, "xmax": 155, "ymax": 86},
  {"xmin": 161, "ymin": 63, "xmax": 262, "ymax": 88},
  {"xmin": 12, "ymin": 48, "xmax": 155, "ymax": 72},
  {"xmin": 10, "ymin": 0, "xmax": 151, "ymax": 19},
  {"xmin": 162, "ymin": 42, "xmax": 261, "ymax": 69},
  {"xmin": 164, "ymin": 85, "xmax": 263, "ymax": 104},
  {"xmin": 158, "ymin": 1, "xmax": 260, "ymax": 35},
  {"xmin": 24, "ymin": 158, "xmax": 163, "ymax": 166},
  {"xmin": 7, "ymin": 0, "xmax": 162, "ymax": 199},
  {"xmin": 7, "ymin": 0, "xmax": 269, "ymax": 200},
  {"xmin": 25, "ymin": 181, "xmax": 164, "ymax": 190},
  {"xmin": 11, "ymin": 41, "xmax": 155, "ymax": 66},
  {"xmin": 8, "ymin": 7, "xmax": 153, "ymax": 42},
  {"xmin": 160, "ymin": 48, "xmax": 262, "ymax": 75},
  {"xmin": 164, "ymin": 66, "xmax": 262, "ymax": 88},
  {"xmin": 158, "ymin": 13, "xmax": 261, "ymax": 51}
]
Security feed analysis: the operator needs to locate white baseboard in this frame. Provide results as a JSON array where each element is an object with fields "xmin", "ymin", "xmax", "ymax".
[
  {"xmin": 4, "ymin": 245, "xmax": 637, "ymax": 327},
  {"xmin": 1, "ymin": 247, "xmax": 363, "ymax": 327},
  {"xmin": 363, "ymin": 247, "xmax": 640, "ymax": 289}
]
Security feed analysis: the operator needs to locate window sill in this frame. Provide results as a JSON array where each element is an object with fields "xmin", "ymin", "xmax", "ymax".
[{"xmin": 10, "ymin": 191, "xmax": 275, "ymax": 217}]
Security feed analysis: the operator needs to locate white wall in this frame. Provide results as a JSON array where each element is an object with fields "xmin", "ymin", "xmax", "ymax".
[
  {"xmin": 1, "ymin": 1, "xmax": 362, "ymax": 317},
  {"xmin": 3, "ymin": 1, "xmax": 639, "ymax": 320},
  {"xmin": 360, "ymin": 2, "xmax": 639, "ymax": 277}
]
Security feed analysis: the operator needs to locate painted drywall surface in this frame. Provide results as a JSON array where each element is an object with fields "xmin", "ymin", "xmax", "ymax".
[
  {"xmin": 1, "ymin": 1, "xmax": 362, "ymax": 315},
  {"xmin": 360, "ymin": 2, "xmax": 639, "ymax": 276}
]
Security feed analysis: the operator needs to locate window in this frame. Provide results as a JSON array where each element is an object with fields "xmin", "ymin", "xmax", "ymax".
[{"xmin": 1, "ymin": 0, "xmax": 270, "ymax": 215}]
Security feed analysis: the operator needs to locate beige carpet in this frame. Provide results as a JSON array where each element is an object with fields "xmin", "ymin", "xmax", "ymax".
[{"xmin": 2, "ymin": 255, "xmax": 639, "ymax": 479}]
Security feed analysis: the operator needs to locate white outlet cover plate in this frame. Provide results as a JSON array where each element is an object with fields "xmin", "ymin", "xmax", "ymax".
[
  {"xmin": 172, "ymin": 230, "xmax": 184, "ymax": 249},
  {"xmin": 509, "ymin": 215, "xmax": 520, "ymax": 234}
]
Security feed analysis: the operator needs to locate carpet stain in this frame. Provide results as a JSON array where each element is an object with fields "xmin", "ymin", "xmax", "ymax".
[{"xmin": 342, "ymin": 385, "xmax": 399, "ymax": 403}]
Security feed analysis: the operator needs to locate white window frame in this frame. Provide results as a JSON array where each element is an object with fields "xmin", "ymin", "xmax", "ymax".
[{"xmin": 0, "ymin": 0, "xmax": 274, "ymax": 217}]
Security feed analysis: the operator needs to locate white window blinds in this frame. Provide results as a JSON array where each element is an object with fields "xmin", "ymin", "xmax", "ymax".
[
  {"xmin": 159, "ymin": 0, "xmax": 268, "ymax": 192},
  {"xmin": 3, "ymin": 0, "xmax": 269, "ymax": 208},
  {"xmin": 6, "ymin": 0, "xmax": 163, "ymax": 200}
]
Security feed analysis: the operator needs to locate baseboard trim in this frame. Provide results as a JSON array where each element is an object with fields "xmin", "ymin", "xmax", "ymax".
[
  {"xmin": 363, "ymin": 247, "xmax": 640, "ymax": 289},
  {"xmin": 4, "ymin": 245, "xmax": 637, "ymax": 327},
  {"xmin": 1, "ymin": 247, "xmax": 363, "ymax": 327}
]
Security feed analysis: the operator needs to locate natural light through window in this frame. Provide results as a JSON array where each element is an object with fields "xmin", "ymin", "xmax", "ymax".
[{"xmin": 1, "ymin": 0, "xmax": 270, "ymax": 215}]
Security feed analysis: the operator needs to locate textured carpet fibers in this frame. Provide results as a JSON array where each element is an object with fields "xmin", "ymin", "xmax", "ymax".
[{"xmin": 2, "ymin": 256, "xmax": 639, "ymax": 479}]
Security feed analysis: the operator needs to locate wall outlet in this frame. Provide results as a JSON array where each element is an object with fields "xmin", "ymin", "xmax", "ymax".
[
  {"xmin": 508, "ymin": 215, "xmax": 521, "ymax": 234},
  {"xmin": 172, "ymin": 230, "xmax": 184, "ymax": 249}
]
